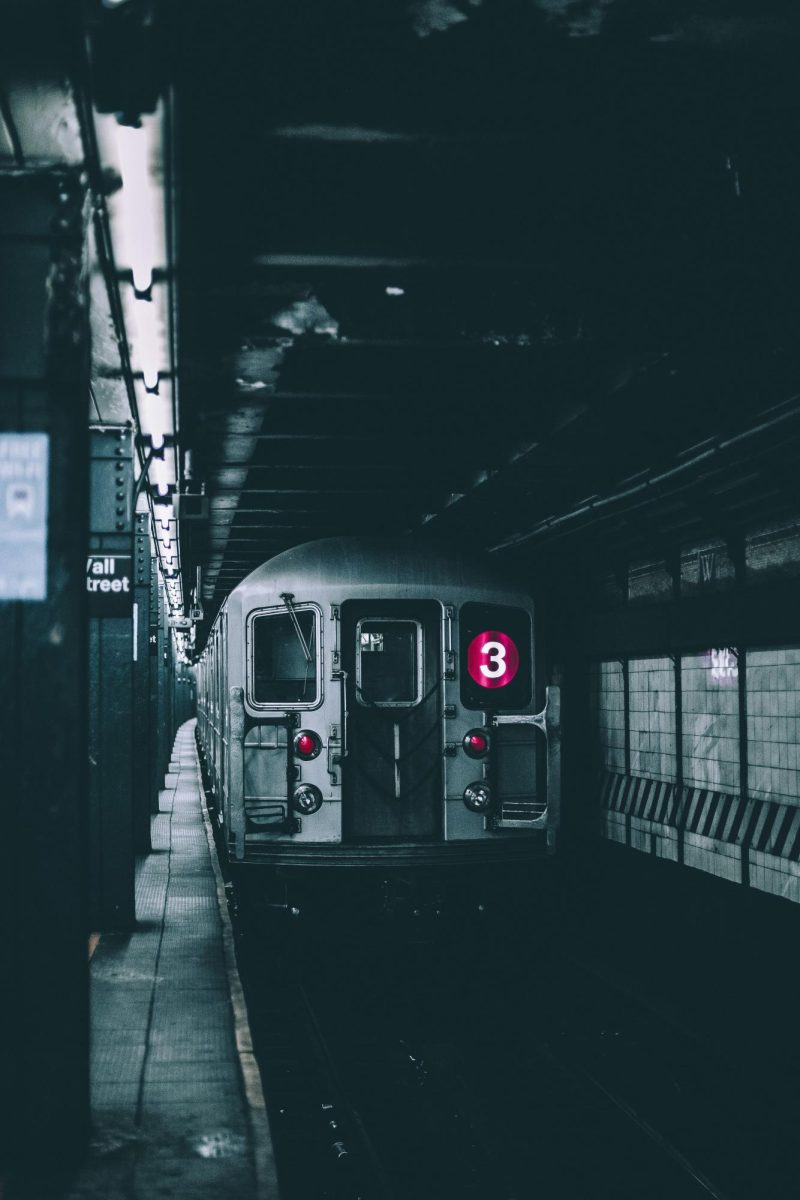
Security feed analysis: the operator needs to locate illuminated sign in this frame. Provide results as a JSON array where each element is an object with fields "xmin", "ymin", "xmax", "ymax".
[
  {"xmin": 707, "ymin": 647, "xmax": 738, "ymax": 686},
  {"xmin": 0, "ymin": 433, "xmax": 49, "ymax": 600},
  {"xmin": 86, "ymin": 555, "xmax": 133, "ymax": 616},
  {"xmin": 460, "ymin": 603, "xmax": 532, "ymax": 710},
  {"xmin": 467, "ymin": 630, "xmax": 520, "ymax": 689}
]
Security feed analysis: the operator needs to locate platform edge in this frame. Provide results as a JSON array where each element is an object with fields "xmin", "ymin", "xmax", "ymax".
[{"xmin": 194, "ymin": 731, "xmax": 280, "ymax": 1199}]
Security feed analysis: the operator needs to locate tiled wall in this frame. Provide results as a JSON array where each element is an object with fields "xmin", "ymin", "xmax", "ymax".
[
  {"xmin": 681, "ymin": 652, "xmax": 740, "ymax": 794},
  {"xmin": 747, "ymin": 648, "xmax": 800, "ymax": 805},
  {"xmin": 588, "ymin": 660, "xmax": 625, "ymax": 773},
  {"xmin": 628, "ymin": 657, "xmax": 675, "ymax": 783},
  {"xmin": 590, "ymin": 645, "xmax": 800, "ymax": 906}
]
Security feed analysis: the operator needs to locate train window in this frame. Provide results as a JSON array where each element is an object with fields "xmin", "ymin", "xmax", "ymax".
[
  {"xmin": 459, "ymin": 603, "xmax": 532, "ymax": 710},
  {"xmin": 356, "ymin": 619, "xmax": 423, "ymax": 707},
  {"xmin": 251, "ymin": 608, "xmax": 320, "ymax": 706}
]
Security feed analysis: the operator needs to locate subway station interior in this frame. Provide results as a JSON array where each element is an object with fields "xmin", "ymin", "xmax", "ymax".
[{"xmin": 3, "ymin": 2, "xmax": 800, "ymax": 1197}]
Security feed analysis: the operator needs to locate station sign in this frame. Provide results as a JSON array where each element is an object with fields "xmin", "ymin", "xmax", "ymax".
[
  {"xmin": 86, "ymin": 554, "xmax": 133, "ymax": 616},
  {"xmin": 0, "ymin": 433, "xmax": 49, "ymax": 601},
  {"xmin": 168, "ymin": 615, "xmax": 194, "ymax": 630}
]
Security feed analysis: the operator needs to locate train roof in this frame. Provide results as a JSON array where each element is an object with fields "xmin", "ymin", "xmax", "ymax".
[{"xmin": 227, "ymin": 536, "xmax": 528, "ymax": 603}]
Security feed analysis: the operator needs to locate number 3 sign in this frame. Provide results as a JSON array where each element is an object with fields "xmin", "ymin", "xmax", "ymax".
[{"xmin": 467, "ymin": 630, "xmax": 520, "ymax": 689}]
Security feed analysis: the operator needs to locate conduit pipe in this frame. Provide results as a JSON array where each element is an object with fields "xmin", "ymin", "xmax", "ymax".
[{"xmin": 490, "ymin": 397, "xmax": 800, "ymax": 553}]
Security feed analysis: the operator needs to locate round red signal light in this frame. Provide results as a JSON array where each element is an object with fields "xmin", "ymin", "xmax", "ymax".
[
  {"xmin": 463, "ymin": 728, "xmax": 490, "ymax": 758},
  {"xmin": 294, "ymin": 730, "xmax": 321, "ymax": 760}
]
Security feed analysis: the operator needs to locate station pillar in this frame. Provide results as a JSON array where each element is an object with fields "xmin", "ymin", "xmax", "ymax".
[
  {"xmin": 133, "ymin": 503, "xmax": 153, "ymax": 852},
  {"xmin": 0, "ymin": 170, "xmax": 90, "ymax": 1175},
  {"xmin": 87, "ymin": 424, "xmax": 136, "ymax": 930}
]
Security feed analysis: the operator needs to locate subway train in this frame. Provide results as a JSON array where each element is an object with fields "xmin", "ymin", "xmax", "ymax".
[{"xmin": 195, "ymin": 537, "xmax": 560, "ymax": 910}]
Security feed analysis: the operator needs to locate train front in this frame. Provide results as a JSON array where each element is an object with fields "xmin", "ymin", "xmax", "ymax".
[{"xmin": 203, "ymin": 539, "xmax": 560, "ymax": 912}]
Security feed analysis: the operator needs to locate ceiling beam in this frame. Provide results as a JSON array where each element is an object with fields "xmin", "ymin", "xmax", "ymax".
[
  {"xmin": 211, "ymin": 486, "xmax": 437, "ymax": 496},
  {"xmin": 253, "ymin": 253, "xmax": 522, "ymax": 270}
]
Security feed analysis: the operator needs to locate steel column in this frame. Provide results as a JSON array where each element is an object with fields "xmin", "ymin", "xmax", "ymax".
[
  {"xmin": 87, "ymin": 425, "xmax": 136, "ymax": 930},
  {"xmin": 132, "ymin": 507, "xmax": 152, "ymax": 852},
  {"xmin": 0, "ymin": 170, "xmax": 90, "ymax": 1174}
]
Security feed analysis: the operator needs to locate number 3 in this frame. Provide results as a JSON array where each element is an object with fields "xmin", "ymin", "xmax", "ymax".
[{"xmin": 480, "ymin": 640, "xmax": 507, "ymax": 679}]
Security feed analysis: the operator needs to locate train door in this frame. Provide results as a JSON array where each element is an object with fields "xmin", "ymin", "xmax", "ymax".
[{"xmin": 341, "ymin": 600, "xmax": 442, "ymax": 841}]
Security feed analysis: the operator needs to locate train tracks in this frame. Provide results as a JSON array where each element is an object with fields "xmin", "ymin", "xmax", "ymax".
[
  {"xmin": 228, "ymin": 890, "xmax": 765, "ymax": 1200},
  {"xmin": 235, "ymin": 927, "xmax": 515, "ymax": 1197},
  {"xmin": 226, "ymin": 914, "xmax": 388, "ymax": 1197},
  {"xmin": 203, "ymin": 768, "xmax": 793, "ymax": 1200}
]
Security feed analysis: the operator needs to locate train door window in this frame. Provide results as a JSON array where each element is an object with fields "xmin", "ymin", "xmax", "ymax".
[
  {"xmin": 459, "ymin": 603, "xmax": 532, "ymax": 710},
  {"xmin": 249, "ymin": 606, "xmax": 321, "ymax": 707},
  {"xmin": 355, "ymin": 619, "xmax": 423, "ymax": 707}
]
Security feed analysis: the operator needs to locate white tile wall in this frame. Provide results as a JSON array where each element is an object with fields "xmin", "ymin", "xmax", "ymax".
[
  {"xmin": 747, "ymin": 648, "xmax": 800, "ymax": 807},
  {"xmin": 681, "ymin": 652, "xmax": 741, "ymax": 794},
  {"xmin": 589, "ymin": 660, "xmax": 626, "ymax": 773},
  {"xmin": 602, "ymin": 810, "xmax": 627, "ymax": 844},
  {"xmin": 591, "ymin": 648, "xmax": 800, "ymax": 905},
  {"xmin": 748, "ymin": 850, "xmax": 800, "ymax": 903},
  {"xmin": 628, "ymin": 656, "xmax": 676, "ymax": 782},
  {"xmin": 683, "ymin": 832, "xmax": 741, "ymax": 883}
]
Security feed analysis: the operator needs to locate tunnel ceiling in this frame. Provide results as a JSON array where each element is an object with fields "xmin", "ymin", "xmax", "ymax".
[{"xmin": 168, "ymin": 0, "xmax": 800, "ymax": 631}]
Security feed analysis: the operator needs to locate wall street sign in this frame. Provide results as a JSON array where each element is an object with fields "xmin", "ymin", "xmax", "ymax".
[{"xmin": 86, "ymin": 554, "xmax": 133, "ymax": 616}]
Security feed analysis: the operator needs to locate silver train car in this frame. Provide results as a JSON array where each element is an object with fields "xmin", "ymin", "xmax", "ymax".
[{"xmin": 195, "ymin": 537, "xmax": 560, "ymax": 888}]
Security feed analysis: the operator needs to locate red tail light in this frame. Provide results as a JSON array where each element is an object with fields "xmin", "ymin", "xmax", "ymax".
[
  {"xmin": 463, "ymin": 729, "xmax": 490, "ymax": 758},
  {"xmin": 294, "ymin": 730, "xmax": 322, "ymax": 760}
]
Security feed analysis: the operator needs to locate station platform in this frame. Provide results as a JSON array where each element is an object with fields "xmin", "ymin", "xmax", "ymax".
[{"xmin": 66, "ymin": 721, "xmax": 277, "ymax": 1200}]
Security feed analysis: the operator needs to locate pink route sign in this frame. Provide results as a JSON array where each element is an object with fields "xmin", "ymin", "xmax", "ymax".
[{"xmin": 467, "ymin": 630, "xmax": 520, "ymax": 690}]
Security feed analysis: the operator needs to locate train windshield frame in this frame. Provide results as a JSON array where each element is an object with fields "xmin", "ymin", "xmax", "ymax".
[
  {"xmin": 355, "ymin": 617, "xmax": 424, "ymax": 708},
  {"xmin": 247, "ymin": 603, "xmax": 322, "ymax": 709}
]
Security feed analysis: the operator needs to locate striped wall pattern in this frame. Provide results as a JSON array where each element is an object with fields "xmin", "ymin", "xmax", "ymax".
[{"xmin": 600, "ymin": 771, "xmax": 800, "ymax": 902}]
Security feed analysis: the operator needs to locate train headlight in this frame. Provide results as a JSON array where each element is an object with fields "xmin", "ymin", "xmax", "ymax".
[
  {"xmin": 293, "ymin": 783, "xmax": 323, "ymax": 815},
  {"xmin": 293, "ymin": 730, "xmax": 322, "ymax": 760},
  {"xmin": 463, "ymin": 782, "xmax": 492, "ymax": 813},
  {"xmin": 462, "ymin": 728, "xmax": 490, "ymax": 758}
]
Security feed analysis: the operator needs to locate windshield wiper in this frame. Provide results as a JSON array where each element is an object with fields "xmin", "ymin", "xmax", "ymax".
[{"xmin": 279, "ymin": 592, "xmax": 313, "ymax": 664}]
